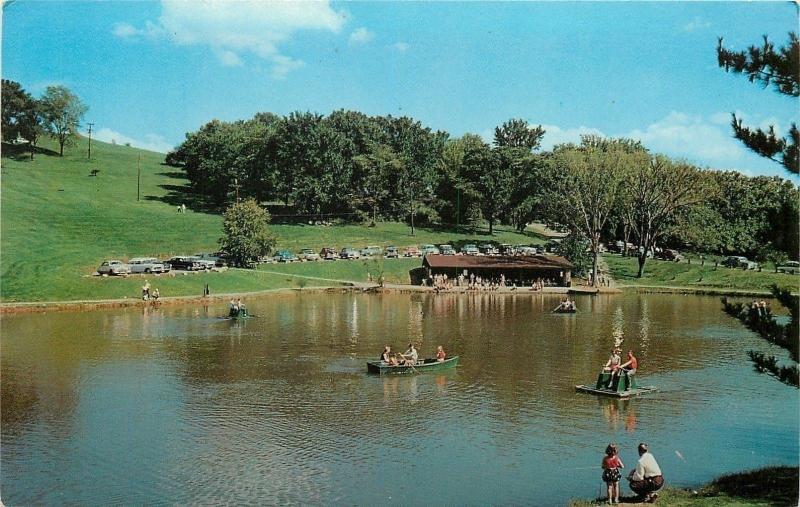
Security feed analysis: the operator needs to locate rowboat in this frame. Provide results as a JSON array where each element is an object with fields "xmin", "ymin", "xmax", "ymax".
[
  {"xmin": 576, "ymin": 371, "xmax": 657, "ymax": 398},
  {"xmin": 367, "ymin": 356, "xmax": 459, "ymax": 374},
  {"xmin": 553, "ymin": 307, "xmax": 577, "ymax": 314}
]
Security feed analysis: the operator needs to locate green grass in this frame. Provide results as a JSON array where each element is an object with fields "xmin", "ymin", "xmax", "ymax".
[
  {"xmin": 259, "ymin": 257, "xmax": 421, "ymax": 285},
  {"xmin": 570, "ymin": 466, "xmax": 797, "ymax": 506},
  {"xmin": 604, "ymin": 254, "xmax": 799, "ymax": 293},
  {"xmin": 1, "ymin": 137, "xmax": 536, "ymax": 302}
]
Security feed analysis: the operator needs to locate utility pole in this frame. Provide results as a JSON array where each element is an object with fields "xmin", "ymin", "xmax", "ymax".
[
  {"xmin": 87, "ymin": 123, "xmax": 94, "ymax": 159},
  {"xmin": 233, "ymin": 178, "xmax": 241, "ymax": 202},
  {"xmin": 137, "ymin": 154, "xmax": 141, "ymax": 201}
]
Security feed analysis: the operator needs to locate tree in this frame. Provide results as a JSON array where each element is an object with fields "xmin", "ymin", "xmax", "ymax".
[
  {"xmin": 353, "ymin": 143, "xmax": 400, "ymax": 225},
  {"xmin": 544, "ymin": 136, "xmax": 639, "ymax": 286},
  {"xmin": 625, "ymin": 155, "xmax": 707, "ymax": 278},
  {"xmin": 717, "ymin": 33, "xmax": 799, "ymax": 174},
  {"xmin": 219, "ymin": 199, "xmax": 277, "ymax": 267},
  {"xmin": 722, "ymin": 285, "xmax": 798, "ymax": 387},
  {"xmin": 1, "ymin": 79, "xmax": 43, "ymax": 159},
  {"xmin": 40, "ymin": 85, "xmax": 87, "ymax": 156},
  {"xmin": 554, "ymin": 233, "xmax": 592, "ymax": 277},
  {"xmin": 494, "ymin": 118, "xmax": 545, "ymax": 151}
]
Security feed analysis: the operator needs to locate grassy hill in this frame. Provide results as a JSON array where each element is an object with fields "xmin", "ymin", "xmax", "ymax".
[{"xmin": 0, "ymin": 137, "xmax": 538, "ymax": 302}]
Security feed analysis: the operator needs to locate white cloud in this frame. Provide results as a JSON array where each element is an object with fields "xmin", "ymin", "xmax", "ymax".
[
  {"xmin": 349, "ymin": 27, "xmax": 374, "ymax": 45},
  {"xmin": 393, "ymin": 41, "xmax": 410, "ymax": 52},
  {"xmin": 113, "ymin": 0, "xmax": 346, "ymax": 77},
  {"xmin": 626, "ymin": 111, "xmax": 745, "ymax": 164},
  {"xmin": 112, "ymin": 22, "xmax": 141, "ymax": 39},
  {"xmin": 91, "ymin": 128, "xmax": 175, "ymax": 154},
  {"xmin": 683, "ymin": 16, "xmax": 711, "ymax": 32},
  {"xmin": 539, "ymin": 124, "xmax": 606, "ymax": 151}
]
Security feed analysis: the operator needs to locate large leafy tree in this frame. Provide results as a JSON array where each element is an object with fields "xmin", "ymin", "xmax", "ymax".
[
  {"xmin": 625, "ymin": 155, "xmax": 707, "ymax": 278},
  {"xmin": 39, "ymin": 85, "xmax": 87, "ymax": 156},
  {"xmin": 219, "ymin": 199, "xmax": 277, "ymax": 267},
  {"xmin": 544, "ymin": 136, "xmax": 639, "ymax": 286},
  {"xmin": 353, "ymin": 143, "xmax": 401, "ymax": 225},
  {"xmin": 494, "ymin": 118, "xmax": 545, "ymax": 151},
  {"xmin": 1, "ymin": 79, "xmax": 43, "ymax": 159},
  {"xmin": 717, "ymin": 33, "xmax": 799, "ymax": 174}
]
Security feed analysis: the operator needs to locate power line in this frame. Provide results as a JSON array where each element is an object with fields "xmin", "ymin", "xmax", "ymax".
[{"xmin": 87, "ymin": 123, "xmax": 94, "ymax": 159}]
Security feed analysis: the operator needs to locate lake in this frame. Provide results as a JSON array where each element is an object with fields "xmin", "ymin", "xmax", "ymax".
[{"xmin": 2, "ymin": 292, "xmax": 797, "ymax": 505}]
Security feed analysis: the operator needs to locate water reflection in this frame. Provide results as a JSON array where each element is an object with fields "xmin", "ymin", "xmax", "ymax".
[{"xmin": 1, "ymin": 292, "xmax": 797, "ymax": 505}]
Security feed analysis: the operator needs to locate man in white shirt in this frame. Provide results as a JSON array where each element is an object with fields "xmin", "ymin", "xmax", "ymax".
[
  {"xmin": 400, "ymin": 343, "xmax": 419, "ymax": 366},
  {"xmin": 628, "ymin": 443, "xmax": 664, "ymax": 502}
]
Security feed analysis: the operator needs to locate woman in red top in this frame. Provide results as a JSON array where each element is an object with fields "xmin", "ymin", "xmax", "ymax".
[
  {"xmin": 601, "ymin": 443, "xmax": 624, "ymax": 504},
  {"xmin": 436, "ymin": 345, "xmax": 446, "ymax": 362}
]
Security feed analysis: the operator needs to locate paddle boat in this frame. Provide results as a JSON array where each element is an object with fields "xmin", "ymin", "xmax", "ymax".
[
  {"xmin": 576, "ymin": 370, "xmax": 657, "ymax": 398},
  {"xmin": 367, "ymin": 356, "xmax": 459, "ymax": 374},
  {"xmin": 220, "ymin": 307, "xmax": 250, "ymax": 320},
  {"xmin": 553, "ymin": 307, "xmax": 577, "ymax": 314}
]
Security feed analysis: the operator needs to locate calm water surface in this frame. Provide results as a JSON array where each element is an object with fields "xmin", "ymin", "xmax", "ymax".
[{"xmin": 2, "ymin": 293, "xmax": 797, "ymax": 505}]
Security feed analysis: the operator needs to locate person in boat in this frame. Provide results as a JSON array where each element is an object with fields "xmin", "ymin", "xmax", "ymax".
[
  {"xmin": 627, "ymin": 443, "xmax": 664, "ymax": 503},
  {"xmin": 601, "ymin": 443, "xmax": 624, "ymax": 505},
  {"xmin": 603, "ymin": 348, "xmax": 622, "ymax": 387},
  {"xmin": 236, "ymin": 298, "xmax": 247, "ymax": 317},
  {"xmin": 381, "ymin": 346, "xmax": 399, "ymax": 366},
  {"xmin": 229, "ymin": 298, "xmax": 238, "ymax": 317},
  {"xmin": 399, "ymin": 343, "xmax": 419, "ymax": 366},
  {"xmin": 436, "ymin": 345, "xmax": 446, "ymax": 362},
  {"xmin": 617, "ymin": 350, "xmax": 638, "ymax": 388}
]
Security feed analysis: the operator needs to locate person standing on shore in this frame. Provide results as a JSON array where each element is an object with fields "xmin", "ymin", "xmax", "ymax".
[
  {"xmin": 601, "ymin": 443, "xmax": 624, "ymax": 504},
  {"xmin": 627, "ymin": 443, "xmax": 664, "ymax": 502}
]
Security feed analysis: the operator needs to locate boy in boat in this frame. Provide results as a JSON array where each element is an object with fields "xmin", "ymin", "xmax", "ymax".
[
  {"xmin": 399, "ymin": 343, "xmax": 419, "ymax": 366},
  {"xmin": 618, "ymin": 350, "xmax": 638, "ymax": 389},
  {"xmin": 603, "ymin": 348, "xmax": 622, "ymax": 388}
]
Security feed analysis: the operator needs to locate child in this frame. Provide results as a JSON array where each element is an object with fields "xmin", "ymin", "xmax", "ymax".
[{"xmin": 601, "ymin": 443, "xmax": 624, "ymax": 504}]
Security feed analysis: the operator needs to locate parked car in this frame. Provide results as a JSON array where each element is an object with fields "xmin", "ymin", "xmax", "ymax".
[
  {"xmin": 165, "ymin": 256, "xmax": 203, "ymax": 271},
  {"xmin": 361, "ymin": 245, "xmax": 383, "ymax": 257},
  {"xmin": 479, "ymin": 243, "xmax": 499, "ymax": 255},
  {"xmin": 439, "ymin": 244, "xmax": 456, "ymax": 255},
  {"xmin": 340, "ymin": 247, "xmax": 361, "ymax": 260},
  {"xmin": 420, "ymin": 244, "xmax": 440, "ymax": 255},
  {"xmin": 777, "ymin": 261, "xmax": 800, "ymax": 274},
  {"xmin": 656, "ymin": 249, "xmax": 684, "ymax": 262},
  {"xmin": 385, "ymin": 246, "xmax": 399, "ymax": 258},
  {"xmin": 275, "ymin": 250, "xmax": 299, "ymax": 263},
  {"xmin": 187, "ymin": 256, "xmax": 216, "ymax": 270},
  {"xmin": 516, "ymin": 246, "xmax": 537, "ymax": 255},
  {"xmin": 97, "ymin": 260, "xmax": 130, "ymax": 276},
  {"xmin": 128, "ymin": 257, "xmax": 170, "ymax": 274},
  {"xmin": 499, "ymin": 244, "xmax": 515, "ymax": 256},
  {"xmin": 298, "ymin": 248, "xmax": 321, "ymax": 261},
  {"xmin": 320, "ymin": 247, "xmax": 338, "ymax": 260},
  {"xmin": 194, "ymin": 252, "xmax": 226, "ymax": 267},
  {"xmin": 404, "ymin": 246, "xmax": 422, "ymax": 257},
  {"xmin": 722, "ymin": 256, "xmax": 758, "ymax": 270},
  {"xmin": 545, "ymin": 239, "xmax": 562, "ymax": 253},
  {"xmin": 461, "ymin": 244, "xmax": 479, "ymax": 256}
]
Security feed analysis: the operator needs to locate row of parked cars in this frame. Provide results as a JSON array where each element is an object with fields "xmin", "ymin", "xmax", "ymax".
[
  {"xmin": 267, "ymin": 243, "xmax": 544, "ymax": 263},
  {"xmin": 97, "ymin": 253, "xmax": 224, "ymax": 276}
]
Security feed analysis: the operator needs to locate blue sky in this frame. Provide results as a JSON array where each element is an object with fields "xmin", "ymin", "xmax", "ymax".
[{"xmin": 2, "ymin": 1, "xmax": 797, "ymax": 178}]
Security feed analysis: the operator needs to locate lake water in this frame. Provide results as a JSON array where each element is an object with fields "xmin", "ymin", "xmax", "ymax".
[{"xmin": 2, "ymin": 292, "xmax": 797, "ymax": 506}]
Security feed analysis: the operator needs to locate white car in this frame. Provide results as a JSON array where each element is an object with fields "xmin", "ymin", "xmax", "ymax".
[
  {"xmin": 188, "ymin": 256, "xmax": 216, "ymax": 270},
  {"xmin": 128, "ymin": 257, "xmax": 170, "ymax": 274},
  {"xmin": 97, "ymin": 260, "xmax": 130, "ymax": 276},
  {"xmin": 298, "ymin": 248, "xmax": 321, "ymax": 261}
]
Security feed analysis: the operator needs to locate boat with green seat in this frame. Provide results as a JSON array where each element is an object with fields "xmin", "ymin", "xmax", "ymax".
[
  {"xmin": 576, "ymin": 370, "xmax": 657, "ymax": 398},
  {"xmin": 367, "ymin": 356, "xmax": 459, "ymax": 374}
]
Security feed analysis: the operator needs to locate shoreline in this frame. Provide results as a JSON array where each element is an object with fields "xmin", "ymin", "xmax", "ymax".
[{"xmin": 0, "ymin": 281, "xmax": 773, "ymax": 314}]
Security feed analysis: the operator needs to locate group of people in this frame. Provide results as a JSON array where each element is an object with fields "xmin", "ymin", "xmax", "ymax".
[
  {"xmin": 748, "ymin": 299, "xmax": 770, "ymax": 318},
  {"xmin": 601, "ymin": 442, "xmax": 664, "ymax": 504},
  {"xmin": 228, "ymin": 298, "xmax": 247, "ymax": 317},
  {"xmin": 603, "ymin": 348, "xmax": 638, "ymax": 389},
  {"xmin": 141, "ymin": 280, "xmax": 160, "ymax": 301},
  {"xmin": 380, "ymin": 344, "xmax": 446, "ymax": 366}
]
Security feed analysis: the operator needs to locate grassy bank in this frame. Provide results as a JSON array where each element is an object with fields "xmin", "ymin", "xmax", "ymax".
[
  {"xmin": 1, "ymin": 137, "xmax": 536, "ymax": 302},
  {"xmin": 604, "ymin": 255, "xmax": 798, "ymax": 294},
  {"xmin": 259, "ymin": 257, "xmax": 420, "ymax": 285},
  {"xmin": 570, "ymin": 466, "xmax": 798, "ymax": 506}
]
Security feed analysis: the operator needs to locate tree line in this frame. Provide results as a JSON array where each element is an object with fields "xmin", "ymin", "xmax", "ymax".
[
  {"xmin": 1, "ymin": 80, "xmax": 87, "ymax": 158},
  {"xmin": 166, "ymin": 110, "xmax": 798, "ymax": 275}
]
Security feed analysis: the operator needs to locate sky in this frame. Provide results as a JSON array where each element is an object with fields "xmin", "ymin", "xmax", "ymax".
[{"xmin": 2, "ymin": 1, "xmax": 798, "ymax": 179}]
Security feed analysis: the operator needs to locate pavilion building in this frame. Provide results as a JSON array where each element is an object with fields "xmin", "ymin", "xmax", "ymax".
[{"xmin": 421, "ymin": 254, "xmax": 574, "ymax": 287}]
